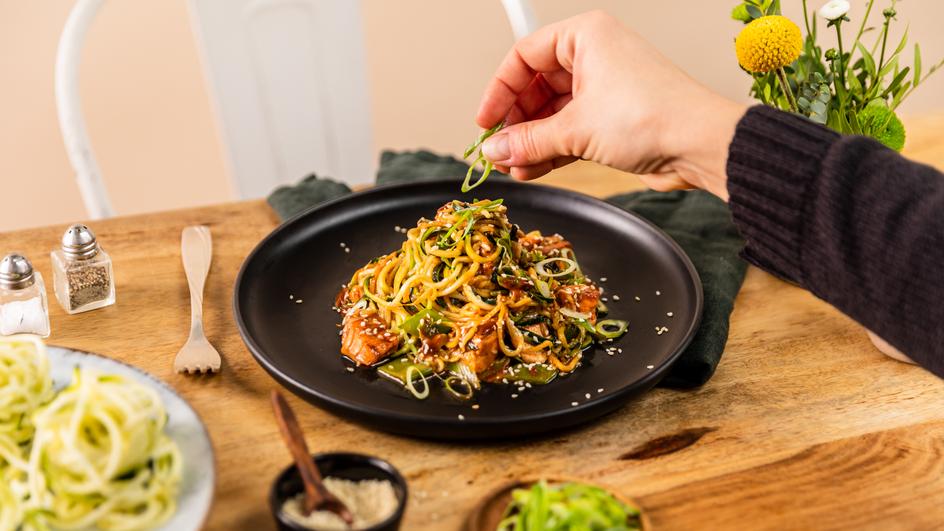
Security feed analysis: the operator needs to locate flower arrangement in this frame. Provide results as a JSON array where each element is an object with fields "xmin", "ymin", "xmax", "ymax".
[{"xmin": 732, "ymin": 0, "xmax": 943, "ymax": 151}]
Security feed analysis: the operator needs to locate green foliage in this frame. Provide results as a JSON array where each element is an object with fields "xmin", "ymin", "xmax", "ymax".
[
  {"xmin": 858, "ymin": 101, "xmax": 906, "ymax": 151},
  {"xmin": 732, "ymin": 0, "xmax": 944, "ymax": 149},
  {"xmin": 731, "ymin": 4, "xmax": 752, "ymax": 23}
]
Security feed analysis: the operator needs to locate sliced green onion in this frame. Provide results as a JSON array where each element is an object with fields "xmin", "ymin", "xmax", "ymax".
[
  {"xmin": 404, "ymin": 366, "xmax": 429, "ymax": 399},
  {"xmin": 596, "ymin": 299, "xmax": 609, "ymax": 316},
  {"xmin": 595, "ymin": 319, "xmax": 629, "ymax": 339},
  {"xmin": 536, "ymin": 257, "xmax": 577, "ymax": 278},
  {"xmin": 447, "ymin": 361, "xmax": 481, "ymax": 389},
  {"xmin": 499, "ymin": 480, "xmax": 641, "ymax": 530},
  {"xmin": 443, "ymin": 376, "xmax": 474, "ymax": 400},
  {"xmin": 461, "ymin": 122, "xmax": 505, "ymax": 193},
  {"xmin": 559, "ymin": 307, "xmax": 591, "ymax": 321}
]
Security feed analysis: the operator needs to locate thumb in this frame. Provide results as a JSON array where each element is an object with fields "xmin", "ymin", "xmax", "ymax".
[{"xmin": 481, "ymin": 113, "xmax": 573, "ymax": 167}]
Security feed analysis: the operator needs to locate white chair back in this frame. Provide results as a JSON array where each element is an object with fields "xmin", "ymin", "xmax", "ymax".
[{"xmin": 55, "ymin": 0, "xmax": 538, "ymax": 218}]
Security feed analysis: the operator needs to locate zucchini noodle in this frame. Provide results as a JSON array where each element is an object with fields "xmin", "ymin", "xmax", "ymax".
[
  {"xmin": 0, "ymin": 335, "xmax": 53, "ymax": 444},
  {"xmin": 0, "ymin": 337, "xmax": 183, "ymax": 531},
  {"xmin": 336, "ymin": 199, "xmax": 631, "ymax": 398}
]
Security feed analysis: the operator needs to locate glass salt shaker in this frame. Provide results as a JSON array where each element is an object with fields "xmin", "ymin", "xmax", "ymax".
[
  {"xmin": 0, "ymin": 253, "xmax": 51, "ymax": 337},
  {"xmin": 51, "ymin": 224, "xmax": 116, "ymax": 314}
]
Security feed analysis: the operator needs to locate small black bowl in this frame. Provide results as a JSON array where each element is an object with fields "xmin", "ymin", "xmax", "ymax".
[{"xmin": 269, "ymin": 452, "xmax": 408, "ymax": 531}]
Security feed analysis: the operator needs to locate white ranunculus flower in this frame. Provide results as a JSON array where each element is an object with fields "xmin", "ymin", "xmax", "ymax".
[{"xmin": 818, "ymin": 0, "xmax": 851, "ymax": 21}]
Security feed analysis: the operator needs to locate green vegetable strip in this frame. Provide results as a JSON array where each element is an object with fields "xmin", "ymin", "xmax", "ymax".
[
  {"xmin": 498, "ymin": 480, "xmax": 642, "ymax": 530},
  {"xmin": 461, "ymin": 121, "xmax": 505, "ymax": 193}
]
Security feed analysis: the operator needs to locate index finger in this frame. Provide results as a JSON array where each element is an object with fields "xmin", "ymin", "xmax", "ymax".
[{"xmin": 475, "ymin": 20, "xmax": 576, "ymax": 128}]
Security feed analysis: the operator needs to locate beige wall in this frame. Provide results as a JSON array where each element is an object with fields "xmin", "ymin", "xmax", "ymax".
[{"xmin": 2, "ymin": 1, "xmax": 942, "ymax": 231}]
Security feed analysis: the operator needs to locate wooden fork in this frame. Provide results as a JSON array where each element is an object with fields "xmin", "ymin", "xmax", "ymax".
[{"xmin": 174, "ymin": 226, "xmax": 221, "ymax": 374}]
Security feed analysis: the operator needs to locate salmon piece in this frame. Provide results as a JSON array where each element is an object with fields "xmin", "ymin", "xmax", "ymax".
[
  {"xmin": 462, "ymin": 319, "xmax": 499, "ymax": 374},
  {"xmin": 334, "ymin": 285, "xmax": 363, "ymax": 311},
  {"xmin": 555, "ymin": 284, "xmax": 601, "ymax": 322},
  {"xmin": 341, "ymin": 311, "xmax": 399, "ymax": 366},
  {"xmin": 519, "ymin": 232, "xmax": 572, "ymax": 256}
]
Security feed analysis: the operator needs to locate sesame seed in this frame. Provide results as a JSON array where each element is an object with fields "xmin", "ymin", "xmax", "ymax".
[
  {"xmin": 667, "ymin": 312, "xmax": 674, "ymax": 317},
  {"xmin": 344, "ymin": 248, "xmax": 350, "ymax": 253},
  {"xmin": 656, "ymin": 290, "xmax": 661, "ymax": 296},
  {"xmin": 647, "ymin": 364, "xmax": 654, "ymax": 369},
  {"xmin": 601, "ymin": 297, "xmax": 608, "ymax": 302},
  {"xmin": 289, "ymin": 294, "xmax": 294, "ymax": 300},
  {"xmin": 472, "ymin": 404, "xmax": 480, "ymax": 410},
  {"xmin": 339, "ymin": 242, "xmax": 346, "ymax": 248},
  {"xmin": 634, "ymin": 296, "xmax": 641, "ymax": 301},
  {"xmin": 597, "ymin": 388, "xmax": 604, "ymax": 393},
  {"xmin": 346, "ymin": 367, "xmax": 354, "ymax": 372},
  {"xmin": 458, "ymin": 414, "xmax": 465, "ymax": 421},
  {"xmin": 295, "ymin": 299, "xmax": 303, "ymax": 304},
  {"xmin": 571, "ymin": 401, "xmax": 579, "ymax": 407},
  {"xmin": 511, "ymin": 394, "xmax": 518, "ymax": 398},
  {"xmin": 585, "ymin": 393, "xmax": 591, "ymax": 399},
  {"xmin": 600, "ymin": 277, "xmax": 608, "ymax": 282},
  {"xmin": 612, "ymin": 295, "xmax": 620, "ymax": 301}
]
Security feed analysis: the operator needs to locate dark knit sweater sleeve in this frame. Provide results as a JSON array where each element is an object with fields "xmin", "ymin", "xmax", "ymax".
[{"xmin": 727, "ymin": 105, "xmax": 944, "ymax": 377}]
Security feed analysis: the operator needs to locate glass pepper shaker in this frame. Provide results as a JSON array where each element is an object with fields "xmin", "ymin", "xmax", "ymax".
[
  {"xmin": 51, "ymin": 224, "xmax": 116, "ymax": 314},
  {"xmin": 0, "ymin": 253, "xmax": 51, "ymax": 337}
]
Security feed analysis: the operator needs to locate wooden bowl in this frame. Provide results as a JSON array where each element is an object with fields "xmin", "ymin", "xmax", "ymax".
[{"xmin": 466, "ymin": 477, "xmax": 650, "ymax": 531}]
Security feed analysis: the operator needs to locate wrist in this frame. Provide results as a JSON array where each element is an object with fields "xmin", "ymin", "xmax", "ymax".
[{"xmin": 666, "ymin": 94, "xmax": 746, "ymax": 201}]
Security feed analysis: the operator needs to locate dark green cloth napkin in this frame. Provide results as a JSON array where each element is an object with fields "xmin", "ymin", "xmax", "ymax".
[{"xmin": 267, "ymin": 150, "xmax": 747, "ymax": 387}]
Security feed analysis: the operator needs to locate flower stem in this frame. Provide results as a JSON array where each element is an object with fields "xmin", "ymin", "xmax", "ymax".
[
  {"xmin": 776, "ymin": 67, "xmax": 799, "ymax": 113},
  {"xmin": 801, "ymin": 0, "xmax": 812, "ymax": 39},
  {"xmin": 835, "ymin": 20, "xmax": 847, "ymax": 89},
  {"xmin": 852, "ymin": 0, "xmax": 876, "ymax": 52},
  {"xmin": 877, "ymin": 19, "xmax": 891, "ymax": 75}
]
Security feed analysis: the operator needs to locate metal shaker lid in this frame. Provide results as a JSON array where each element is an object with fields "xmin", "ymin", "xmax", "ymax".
[
  {"xmin": 0, "ymin": 253, "xmax": 35, "ymax": 290},
  {"xmin": 61, "ymin": 224, "xmax": 99, "ymax": 259}
]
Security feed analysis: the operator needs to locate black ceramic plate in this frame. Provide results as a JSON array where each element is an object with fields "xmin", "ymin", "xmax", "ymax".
[{"xmin": 235, "ymin": 179, "xmax": 702, "ymax": 439}]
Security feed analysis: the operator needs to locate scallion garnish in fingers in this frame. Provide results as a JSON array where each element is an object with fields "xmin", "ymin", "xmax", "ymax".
[{"xmin": 462, "ymin": 121, "xmax": 505, "ymax": 192}]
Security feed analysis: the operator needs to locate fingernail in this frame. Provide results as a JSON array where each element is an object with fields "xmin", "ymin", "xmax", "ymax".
[{"xmin": 482, "ymin": 134, "xmax": 510, "ymax": 163}]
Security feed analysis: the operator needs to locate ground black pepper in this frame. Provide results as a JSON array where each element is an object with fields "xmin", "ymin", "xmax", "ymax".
[{"xmin": 66, "ymin": 263, "xmax": 111, "ymax": 310}]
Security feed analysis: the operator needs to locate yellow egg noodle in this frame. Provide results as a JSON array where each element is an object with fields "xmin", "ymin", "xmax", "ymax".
[{"xmin": 336, "ymin": 199, "xmax": 629, "ymax": 398}]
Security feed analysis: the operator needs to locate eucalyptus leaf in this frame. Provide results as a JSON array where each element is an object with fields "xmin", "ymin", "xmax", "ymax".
[
  {"xmin": 745, "ymin": 4, "xmax": 763, "ymax": 19},
  {"xmin": 914, "ymin": 43, "xmax": 922, "ymax": 86}
]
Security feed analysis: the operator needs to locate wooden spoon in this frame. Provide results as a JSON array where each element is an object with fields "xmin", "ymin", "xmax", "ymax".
[{"xmin": 271, "ymin": 390, "xmax": 354, "ymax": 525}]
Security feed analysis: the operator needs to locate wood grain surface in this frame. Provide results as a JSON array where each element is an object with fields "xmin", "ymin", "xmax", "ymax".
[{"xmin": 2, "ymin": 115, "xmax": 943, "ymax": 530}]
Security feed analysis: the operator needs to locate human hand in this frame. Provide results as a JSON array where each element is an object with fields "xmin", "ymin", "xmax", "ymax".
[{"xmin": 475, "ymin": 10, "xmax": 747, "ymax": 200}]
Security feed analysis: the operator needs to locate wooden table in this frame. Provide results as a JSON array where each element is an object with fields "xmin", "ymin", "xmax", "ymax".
[{"xmin": 4, "ymin": 115, "xmax": 944, "ymax": 530}]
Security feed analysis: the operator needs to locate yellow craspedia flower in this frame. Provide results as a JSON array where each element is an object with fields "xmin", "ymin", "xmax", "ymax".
[{"xmin": 735, "ymin": 15, "xmax": 803, "ymax": 73}]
